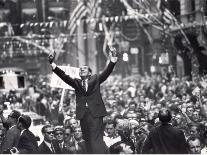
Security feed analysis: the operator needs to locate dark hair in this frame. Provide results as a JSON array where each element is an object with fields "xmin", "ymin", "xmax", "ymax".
[
  {"xmin": 18, "ymin": 115, "xmax": 31, "ymax": 129},
  {"xmin": 88, "ymin": 67, "xmax": 92, "ymax": 73},
  {"xmin": 129, "ymin": 101, "xmax": 137, "ymax": 108},
  {"xmin": 158, "ymin": 108, "xmax": 172, "ymax": 123},
  {"xmin": 82, "ymin": 65, "xmax": 92, "ymax": 73},
  {"xmin": 42, "ymin": 125, "xmax": 53, "ymax": 133},
  {"xmin": 187, "ymin": 135, "xmax": 200, "ymax": 143},
  {"xmin": 187, "ymin": 135, "xmax": 201, "ymax": 150},
  {"xmin": 105, "ymin": 119, "xmax": 116, "ymax": 128}
]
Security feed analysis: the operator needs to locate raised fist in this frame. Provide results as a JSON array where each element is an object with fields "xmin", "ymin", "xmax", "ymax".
[
  {"xmin": 109, "ymin": 46, "xmax": 117, "ymax": 57},
  {"xmin": 48, "ymin": 51, "xmax": 56, "ymax": 64}
]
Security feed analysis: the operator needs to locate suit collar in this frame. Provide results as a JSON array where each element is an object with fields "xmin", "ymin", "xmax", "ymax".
[{"xmin": 20, "ymin": 129, "xmax": 27, "ymax": 136}]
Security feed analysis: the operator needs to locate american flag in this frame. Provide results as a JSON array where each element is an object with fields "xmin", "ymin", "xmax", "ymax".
[
  {"xmin": 68, "ymin": 0, "xmax": 89, "ymax": 36},
  {"xmin": 158, "ymin": 0, "xmax": 175, "ymax": 25},
  {"xmin": 68, "ymin": 0, "xmax": 101, "ymax": 35}
]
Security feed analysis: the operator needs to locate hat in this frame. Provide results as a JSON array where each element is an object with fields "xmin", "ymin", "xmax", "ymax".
[
  {"xmin": 54, "ymin": 126, "xmax": 64, "ymax": 133},
  {"xmin": 19, "ymin": 115, "xmax": 32, "ymax": 129},
  {"xmin": 8, "ymin": 110, "xmax": 21, "ymax": 119}
]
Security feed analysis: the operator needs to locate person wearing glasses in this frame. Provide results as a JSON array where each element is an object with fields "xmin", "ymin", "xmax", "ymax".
[
  {"xmin": 1, "ymin": 110, "xmax": 21, "ymax": 153},
  {"xmin": 38, "ymin": 125, "xmax": 61, "ymax": 154},
  {"xmin": 48, "ymin": 47, "xmax": 118, "ymax": 153},
  {"xmin": 54, "ymin": 126, "xmax": 65, "ymax": 153}
]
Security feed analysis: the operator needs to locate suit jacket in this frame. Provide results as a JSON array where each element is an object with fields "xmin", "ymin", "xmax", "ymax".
[
  {"xmin": 37, "ymin": 140, "xmax": 61, "ymax": 154},
  {"xmin": 2, "ymin": 125, "xmax": 20, "ymax": 152},
  {"xmin": 17, "ymin": 129, "xmax": 38, "ymax": 154},
  {"xmin": 142, "ymin": 123, "xmax": 188, "ymax": 154},
  {"xmin": 62, "ymin": 140, "xmax": 88, "ymax": 154},
  {"xmin": 53, "ymin": 61, "xmax": 116, "ymax": 119}
]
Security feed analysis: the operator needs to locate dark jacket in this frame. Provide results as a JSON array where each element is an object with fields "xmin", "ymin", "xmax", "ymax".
[
  {"xmin": 17, "ymin": 129, "xmax": 38, "ymax": 154},
  {"xmin": 37, "ymin": 140, "xmax": 61, "ymax": 154},
  {"xmin": 142, "ymin": 123, "xmax": 188, "ymax": 154},
  {"xmin": 2, "ymin": 125, "xmax": 20, "ymax": 152},
  {"xmin": 53, "ymin": 61, "xmax": 116, "ymax": 119}
]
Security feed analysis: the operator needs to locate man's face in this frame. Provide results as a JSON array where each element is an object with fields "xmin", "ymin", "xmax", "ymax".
[
  {"xmin": 64, "ymin": 128, "xmax": 72, "ymax": 142},
  {"xmin": 105, "ymin": 124, "xmax": 115, "ymax": 137},
  {"xmin": 189, "ymin": 126, "xmax": 199, "ymax": 135},
  {"xmin": 186, "ymin": 107, "xmax": 193, "ymax": 116},
  {"xmin": 74, "ymin": 127, "xmax": 82, "ymax": 140},
  {"xmin": 128, "ymin": 104, "xmax": 136, "ymax": 111},
  {"xmin": 44, "ymin": 127, "xmax": 54, "ymax": 142},
  {"xmin": 174, "ymin": 114, "xmax": 182, "ymax": 124},
  {"xmin": 7, "ymin": 114, "xmax": 14, "ymax": 126},
  {"xmin": 55, "ymin": 130, "xmax": 64, "ymax": 143},
  {"xmin": 189, "ymin": 139, "xmax": 201, "ymax": 154},
  {"xmin": 192, "ymin": 111, "xmax": 200, "ymax": 122},
  {"xmin": 79, "ymin": 65, "xmax": 90, "ymax": 77}
]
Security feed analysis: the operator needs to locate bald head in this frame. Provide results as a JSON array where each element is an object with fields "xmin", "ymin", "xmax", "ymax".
[{"xmin": 158, "ymin": 108, "xmax": 172, "ymax": 123}]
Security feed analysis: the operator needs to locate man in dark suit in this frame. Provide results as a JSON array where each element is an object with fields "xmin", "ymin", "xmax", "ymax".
[
  {"xmin": 48, "ymin": 47, "xmax": 118, "ymax": 153},
  {"xmin": 142, "ymin": 108, "xmax": 188, "ymax": 154},
  {"xmin": 38, "ymin": 125, "xmax": 61, "ymax": 154},
  {"xmin": 1, "ymin": 110, "xmax": 21, "ymax": 153},
  {"xmin": 13, "ymin": 115, "xmax": 38, "ymax": 154}
]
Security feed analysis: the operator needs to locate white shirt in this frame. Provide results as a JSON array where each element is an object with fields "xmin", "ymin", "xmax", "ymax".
[
  {"xmin": 103, "ymin": 135, "xmax": 121, "ymax": 147},
  {"xmin": 201, "ymin": 146, "xmax": 207, "ymax": 154},
  {"xmin": 44, "ymin": 141, "xmax": 54, "ymax": 153},
  {"xmin": 9, "ymin": 125, "xmax": 16, "ymax": 130},
  {"xmin": 82, "ymin": 79, "xmax": 88, "ymax": 92},
  {"xmin": 20, "ymin": 129, "xmax": 26, "ymax": 136},
  {"xmin": 82, "ymin": 79, "xmax": 88, "ymax": 107}
]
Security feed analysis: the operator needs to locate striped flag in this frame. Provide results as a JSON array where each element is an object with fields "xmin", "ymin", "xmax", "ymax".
[
  {"xmin": 162, "ymin": 8, "xmax": 175, "ymax": 25},
  {"xmin": 86, "ymin": 0, "xmax": 102, "ymax": 30},
  {"xmin": 68, "ymin": 0, "xmax": 89, "ymax": 36},
  {"xmin": 158, "ymin": 0, "xmax": 175, "ymax": 25}
]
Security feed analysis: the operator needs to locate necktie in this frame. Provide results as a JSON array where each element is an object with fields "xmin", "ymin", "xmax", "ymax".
[
  {"xmin": 51, "ymin": 143, "xmax": 55, "ymax": 153},
  {"xmin": 59, "ymin": 143, "xmax": 63, "ymax": 151},
  {"xmin": 82, "ymin": 80, "xmax": 87, "ymax": 91}
]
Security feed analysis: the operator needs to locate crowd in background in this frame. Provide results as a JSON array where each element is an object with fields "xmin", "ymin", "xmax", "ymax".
[{"xmin": 0, "ymin": 70, "xmax": 207, "ymax": 153}]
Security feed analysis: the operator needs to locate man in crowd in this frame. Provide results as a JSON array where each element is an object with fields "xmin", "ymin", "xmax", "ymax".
[
  {"xmin": 72, "ymin": 126, "xmax": 87, "ymax": 154},
  {"xmin": 54, "ymin": 126, "xmax": 65, "ymax": 153},
  {"xmin": 15, "ymin": 115, "xmax": 38, "ymax": 154},
  {"xmin": 62, "ymin": 126, "xmax": 74, "ymax": 153},
  {"xmin": 187, "ymin": 136, "xmax": 201, "ymax": 154},
  {"xmin": 48, "ymin": 47, "xmax": 118, "ymax": 153},
  {"xmin": 104, "ymin": 119, "xmax": 121, "ymax": 148},
  {"xmin": 142, "ymin": 108, "xmax": 188, "ymax": 154},
  {"xmin": 1, "ymin": 110, "xmax": 21, "ymax": 153},
  {"xmin": 38, "ymin": 125, "xmax": 61, "ymax": 154}
]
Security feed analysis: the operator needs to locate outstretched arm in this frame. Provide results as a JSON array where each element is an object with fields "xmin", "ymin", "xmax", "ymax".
[
  {"xmin": 48, "ymin": 51, "xmax": 76, "ymax": 88},
  {"xmin": 99, "ymin": 47, "xmax": 118, "ymax": 84}
]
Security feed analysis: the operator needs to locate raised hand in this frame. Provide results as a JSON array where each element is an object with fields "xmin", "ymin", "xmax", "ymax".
[
  {"xmin": 109, "ymin": 46, "xmax": 118, "ymax": 63},
  {"xmin": 48, "ymin": 50, "xmax": 56, "ymax": 64}
]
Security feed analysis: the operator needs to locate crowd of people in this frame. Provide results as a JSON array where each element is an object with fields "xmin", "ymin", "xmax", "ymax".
[{"xmin": 0, "ymin": 69, "xmax": 207, "ymax": 153}]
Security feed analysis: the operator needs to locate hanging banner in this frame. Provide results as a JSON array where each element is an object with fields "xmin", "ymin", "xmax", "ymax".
[{"xmin": 50, "ymin": 66, "xmax": 80, "ymax": 89}]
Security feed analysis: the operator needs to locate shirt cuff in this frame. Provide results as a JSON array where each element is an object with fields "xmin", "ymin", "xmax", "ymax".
[
  {"xmin": 110, "ymin": 57, "xmax": 118, "ymax": 63},
  {"xmin": 51, "ymin": 62, "xmax": 57, "ymax": 70}
]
